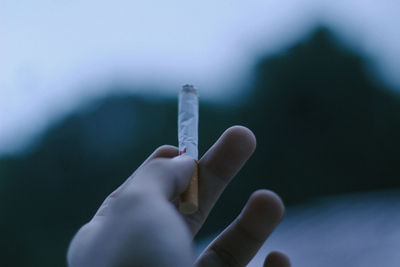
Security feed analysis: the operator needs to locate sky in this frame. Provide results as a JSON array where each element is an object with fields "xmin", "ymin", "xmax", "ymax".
[{"xmin": 1, "ymin": 0, "xmax": 400, "ymax": 155}]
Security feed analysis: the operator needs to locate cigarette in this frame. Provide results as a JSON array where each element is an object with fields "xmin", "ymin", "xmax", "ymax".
[{"xmin": 178, "ymin": 84, "xmax": 199, "ymax": 214}]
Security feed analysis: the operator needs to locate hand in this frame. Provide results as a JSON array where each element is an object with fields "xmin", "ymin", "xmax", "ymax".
[{"xmin": 67, "ymin": 126, "xmax": 290, "ymax": 267}]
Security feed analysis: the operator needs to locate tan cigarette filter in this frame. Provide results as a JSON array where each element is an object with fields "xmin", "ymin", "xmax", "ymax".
[{"xmin": 179, "ymin": 160, "xmax": 198, "ymax": 214}]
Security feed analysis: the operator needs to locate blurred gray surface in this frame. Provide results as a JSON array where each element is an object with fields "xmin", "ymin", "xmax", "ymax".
[{"xmin": 196, "ymin": 190, "xmax": 400, "ymax": 266}]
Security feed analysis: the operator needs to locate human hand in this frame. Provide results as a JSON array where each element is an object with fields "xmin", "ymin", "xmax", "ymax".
[{"xmin": 67, "ymin": 126, "xmax": 290, "ymax": 267}]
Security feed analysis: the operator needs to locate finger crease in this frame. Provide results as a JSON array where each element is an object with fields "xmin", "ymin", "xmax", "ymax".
[
  {"xmin": 211, "ymin": 244, "xmax": 241, "ymax": 267},
  {"xmin": 235, "ymin": 220, "xmax": 265, "ymax": 245}
]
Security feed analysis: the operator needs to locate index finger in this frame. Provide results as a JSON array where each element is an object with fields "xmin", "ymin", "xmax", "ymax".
[{"xmin": 184, "ymin": 126, "xmax": 256, "ymax": 235}]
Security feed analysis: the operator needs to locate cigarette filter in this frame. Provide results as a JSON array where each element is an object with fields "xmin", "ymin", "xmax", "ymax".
[{"xmin": 178, "ymin": 84, "xmax": 199, "ymax": 214}]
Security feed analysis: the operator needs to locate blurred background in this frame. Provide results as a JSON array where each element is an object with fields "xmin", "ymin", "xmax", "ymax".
[{"xmin": 1, "ymin": 1, "xmax": 400, "ymax": 266}]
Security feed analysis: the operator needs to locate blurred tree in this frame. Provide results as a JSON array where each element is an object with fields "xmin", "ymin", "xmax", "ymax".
[
  {"xmin": 211, "ymin": 27, "xmax": 400, "ymax": 235},
  {"xmin": 1, "ymin": 26, "xmax": 400, "ymax": 266}
]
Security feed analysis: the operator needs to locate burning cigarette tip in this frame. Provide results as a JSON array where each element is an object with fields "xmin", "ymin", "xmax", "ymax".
[{"xmin": 182, "ymin": 84, "xmax": 197, "ymax": 94}]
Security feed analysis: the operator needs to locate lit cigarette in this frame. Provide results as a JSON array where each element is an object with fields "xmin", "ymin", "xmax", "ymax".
[{"xmin": 178, "ymin": 84, "xmax": 199, "ymax": 214}]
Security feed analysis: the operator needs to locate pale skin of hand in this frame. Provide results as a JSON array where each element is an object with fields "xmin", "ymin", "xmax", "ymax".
[{"xmin": 67, "ymin": 126, "xmax": 291, "ymax": 267}]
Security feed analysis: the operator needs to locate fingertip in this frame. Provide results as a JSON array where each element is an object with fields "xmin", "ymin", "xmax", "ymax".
[
  {"xmin": 199, "ymin": 126, "xmax": 256, "ymax": 184},
  {"xmin": 264, "ymin": 251, "xmax": 291, "ymax": 267},
  {"xmin": 249, "ymin": 189, "xmax": 285, "ymax": 222},
  {"xmin": 153, "ymin": 145, "xmax": 179, "ymax": 158},
  {"xmin": 236, "ymin": 190, "xmax": 285, "ymax": 242},
  {"xmin": 224, "ymin": 125, "xmax": 257, "ymax": 155}
]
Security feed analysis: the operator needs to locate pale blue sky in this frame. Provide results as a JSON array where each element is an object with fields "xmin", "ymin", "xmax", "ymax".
[{"xmin": 1, "ymin": 0, "xmax": 399, "ymax": 155}]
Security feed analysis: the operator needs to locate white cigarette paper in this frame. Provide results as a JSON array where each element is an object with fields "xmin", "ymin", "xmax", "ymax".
[
  {"xmin": 178, "ymin": 85, "xmax": 199, "ymax": 160},
  {"xmin": 178, "ymin": 84, "xmax": 199, "ymax": 214}
]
